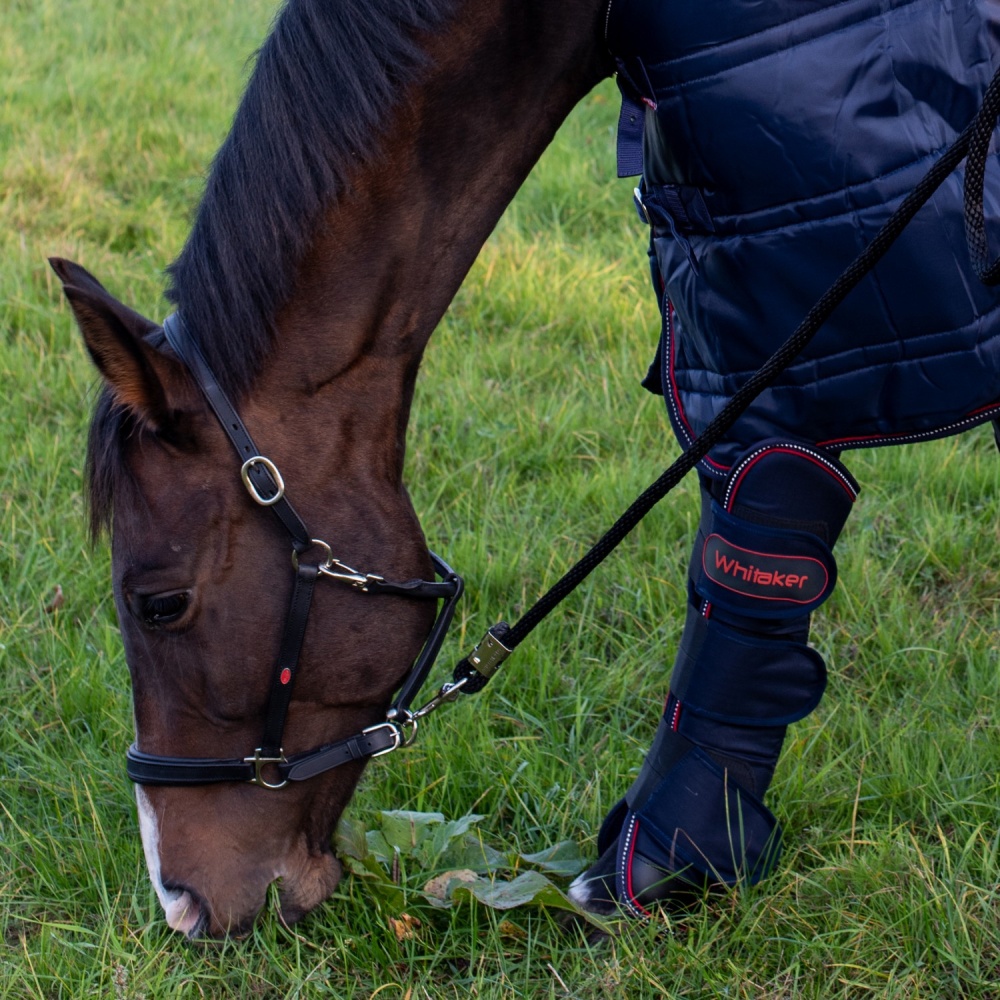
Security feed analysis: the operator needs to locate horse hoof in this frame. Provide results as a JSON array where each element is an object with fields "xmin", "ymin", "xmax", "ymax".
[{"xmin": 568, "ymin": 815, "xmax": 708, "ymax": 920}]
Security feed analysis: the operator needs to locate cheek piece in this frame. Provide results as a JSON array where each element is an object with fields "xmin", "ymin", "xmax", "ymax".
[{"xmin": 576, "ymin": 440, "xmax": 859, "ymax": 917}]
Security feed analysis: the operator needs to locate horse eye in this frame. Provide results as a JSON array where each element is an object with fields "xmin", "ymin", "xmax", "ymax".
[{"xmin": 139, "ymin": 591, "xmax": 191, "ymax": 627}]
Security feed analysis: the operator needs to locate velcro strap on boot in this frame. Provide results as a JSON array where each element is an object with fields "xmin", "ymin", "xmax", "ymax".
[
  {"xmin": 672, "ymin": 609, "xmax": 827, "ymax": 728},
  {"xmin": 693, "ymin": 440, "xmax": 858, "ymax": 619},
  {"xmin": 629, "ymin": 747, "xmax": 781, "ymax": 888},
  {"xmin": 696, "ymin": 501, "xmax": 836, "ymax": 618}
]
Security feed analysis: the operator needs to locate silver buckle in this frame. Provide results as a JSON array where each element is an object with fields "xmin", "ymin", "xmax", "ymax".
[
  {"xmin": 292, "ymin": 538, "xmax": 333, "ymax": 572},
  {"xmin": 362, "ymin": 722, "xmax": 404, "ymax": 758},
  {"xmin": 240, "ymin": 456, "xmax": 285, "ymax": 506},
  {"xmin": 633, "ymin": 186, "xmax": 651, "ymax": 225}
]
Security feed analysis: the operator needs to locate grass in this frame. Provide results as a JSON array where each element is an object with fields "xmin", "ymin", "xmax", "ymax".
[{"xmin": 3, "ymin": 0, "xmax": 1000, "ymax": 996}]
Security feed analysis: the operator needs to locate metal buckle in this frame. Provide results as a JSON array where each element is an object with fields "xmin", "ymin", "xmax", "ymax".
[
  {"xmin": 240, "ymin": 456, "xmax": 286, "ymax": 506},
  {"xmin": 633, "ymin": 186, "xmax": 650, "ymax": 226},
  {"xmin": 291, "ymin": 538, "xmax": 332, "ymax": 572},
  {"xmin": 384, "ymin": 708, "xmax": 420, "ymax": 746},
  {"xmin": 361, "ymin": 722, "xmax": 404, "ymax": 758},
  {"xmin": 244, "ymin": 749, "xmax": 288, "ymax": 789}
]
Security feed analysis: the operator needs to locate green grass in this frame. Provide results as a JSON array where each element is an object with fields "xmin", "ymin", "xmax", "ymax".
[{"xmin": 3, "ymin": 1, "xmax": 1000, "ymax": 996}]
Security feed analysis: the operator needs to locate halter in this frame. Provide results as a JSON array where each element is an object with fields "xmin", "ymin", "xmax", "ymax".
[{"xmin": 125, "ymin": 313, "xmax": 465, "ymax": 788}]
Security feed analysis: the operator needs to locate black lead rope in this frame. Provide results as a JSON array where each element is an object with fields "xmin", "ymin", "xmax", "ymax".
[
  {"xmin": 451, "ymin": 64, "xmax": 1000, "ymax": 694},
  {"xmin": 965, "ymin": 69, "xmax": 1000, "ymax": 285}
]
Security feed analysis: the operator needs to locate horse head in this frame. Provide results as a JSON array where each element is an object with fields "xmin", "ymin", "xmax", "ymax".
[{"xmin": 57, "ymin": 0, "xmax": 609, "ymax": 937}]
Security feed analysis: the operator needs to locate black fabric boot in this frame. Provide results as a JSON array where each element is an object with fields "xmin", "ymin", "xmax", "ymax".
[{"xmin": 569, "ymin": 440, "xmax": 859, "ymax": 917}]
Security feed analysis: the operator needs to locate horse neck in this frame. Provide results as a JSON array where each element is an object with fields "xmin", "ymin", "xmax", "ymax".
[{"xmin": 248, "ymin": 0, "xmax": 610, "ymax": 495}]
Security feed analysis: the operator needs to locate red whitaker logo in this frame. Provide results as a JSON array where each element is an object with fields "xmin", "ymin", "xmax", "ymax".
[{"xmin": 702, "ymin": 534, "xmax": 828, "ymax": 605}]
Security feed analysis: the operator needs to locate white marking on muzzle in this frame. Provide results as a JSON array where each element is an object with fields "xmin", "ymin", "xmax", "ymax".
[{"xmin": 135, "ymin": 786, "xmax": 203, "ymax": 936}]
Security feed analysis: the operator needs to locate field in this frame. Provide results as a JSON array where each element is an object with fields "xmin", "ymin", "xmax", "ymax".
[{"xmin": 3, "ymin": 1, "xmax": 1000, "ymax": 996}]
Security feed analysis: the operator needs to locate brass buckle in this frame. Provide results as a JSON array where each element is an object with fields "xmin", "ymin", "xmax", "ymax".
[{"xmin": 244, "ymin": 749, "xmax": 288, "ymax": 789}]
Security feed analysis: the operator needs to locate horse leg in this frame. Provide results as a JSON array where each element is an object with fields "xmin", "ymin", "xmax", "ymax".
[{"xmin": 570, "ymin": 441, "xmax": 859, "ymax": 916}]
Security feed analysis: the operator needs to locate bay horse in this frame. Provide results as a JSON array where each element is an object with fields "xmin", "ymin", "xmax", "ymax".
[{"xmin": 52, "ymin": 0, "xmax": 1000, "ymax": 936}]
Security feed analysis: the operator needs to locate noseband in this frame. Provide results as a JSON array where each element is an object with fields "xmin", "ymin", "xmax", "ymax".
[{"xmin": 125, "ymin": 313, "xmax": 464, "ymax": 789}]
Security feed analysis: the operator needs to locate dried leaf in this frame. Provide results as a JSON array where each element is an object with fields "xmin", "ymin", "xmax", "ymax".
[
  {"xmin": 44, "ymin": 585, "xmax": 64, "ymax": 614},
  {"xmin": 388, "ymin": 912, "xmax": 420, "ymax": 942},
  {"xmin": 422, "ymin": 868, "xmax": 479, "ymax": 901}
]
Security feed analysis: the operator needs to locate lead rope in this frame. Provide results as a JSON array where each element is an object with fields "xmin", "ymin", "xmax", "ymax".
[
  {"xmin": 965, "ymin": 68, "xmax": 1000, "ymax": 284},
  {"xmin": 444, "ymin": 64, "xmax": 1000, "ymax": 696}
]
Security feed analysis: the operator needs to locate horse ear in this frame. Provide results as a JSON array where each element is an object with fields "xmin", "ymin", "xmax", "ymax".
[{"xmin": 51, "ymin": 257, "xmax": 179, "ymax": 431}]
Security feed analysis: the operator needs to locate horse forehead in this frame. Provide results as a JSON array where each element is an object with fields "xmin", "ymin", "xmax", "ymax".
[
  {"xmin": 124, "ymin": 433, "xmax": 241, "ymax": 520},
  {"xmin": 111, "ymin": 468, "xmax": 248, "ymax": 583}
]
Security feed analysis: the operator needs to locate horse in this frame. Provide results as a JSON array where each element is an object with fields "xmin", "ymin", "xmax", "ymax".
[{"xmin": 52, "ymin": 0, "xmax": 1000, "ymax": 936}]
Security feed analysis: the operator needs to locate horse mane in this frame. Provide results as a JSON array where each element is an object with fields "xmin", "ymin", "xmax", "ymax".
[
  {"xmin": 166, "ymin": 0, "xmax": 456, "ymax": 397},
  {"xmin": 87, "ymin": 0, "xmax": 455, "ymax": 536}
]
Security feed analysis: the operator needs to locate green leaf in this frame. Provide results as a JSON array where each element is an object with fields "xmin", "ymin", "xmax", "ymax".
[
  {"xmin": 378, "ymin": 810, "xmax": 446, "ymax": 855},
  {"xmin": 518, "ymin": 840, "xmax": 589, "ymax": 877},
  {"xmin": 425, "ymin": 832, "xmax": 503, "ymax": 873},
  {"xmin": 339, "ymin": 810, "xmax": 605, "ymax": 928},
  {"xmin": 444, "ymin": 870, "xmax": 606, "ymax": 926},
  {"xmin": 334, "ymin": 815, "xmax": 369, "ymax": 861},
  {"xmin": 420, "ymin": 814, "xmax": 487, "ymax": 864},
  {"xmin": 450, "ymin": 870, "xmax": 565, "ymax": 910},
  {"xmin": 365, "ymin": 830, "xmax": 394, "ymax": 865}
]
